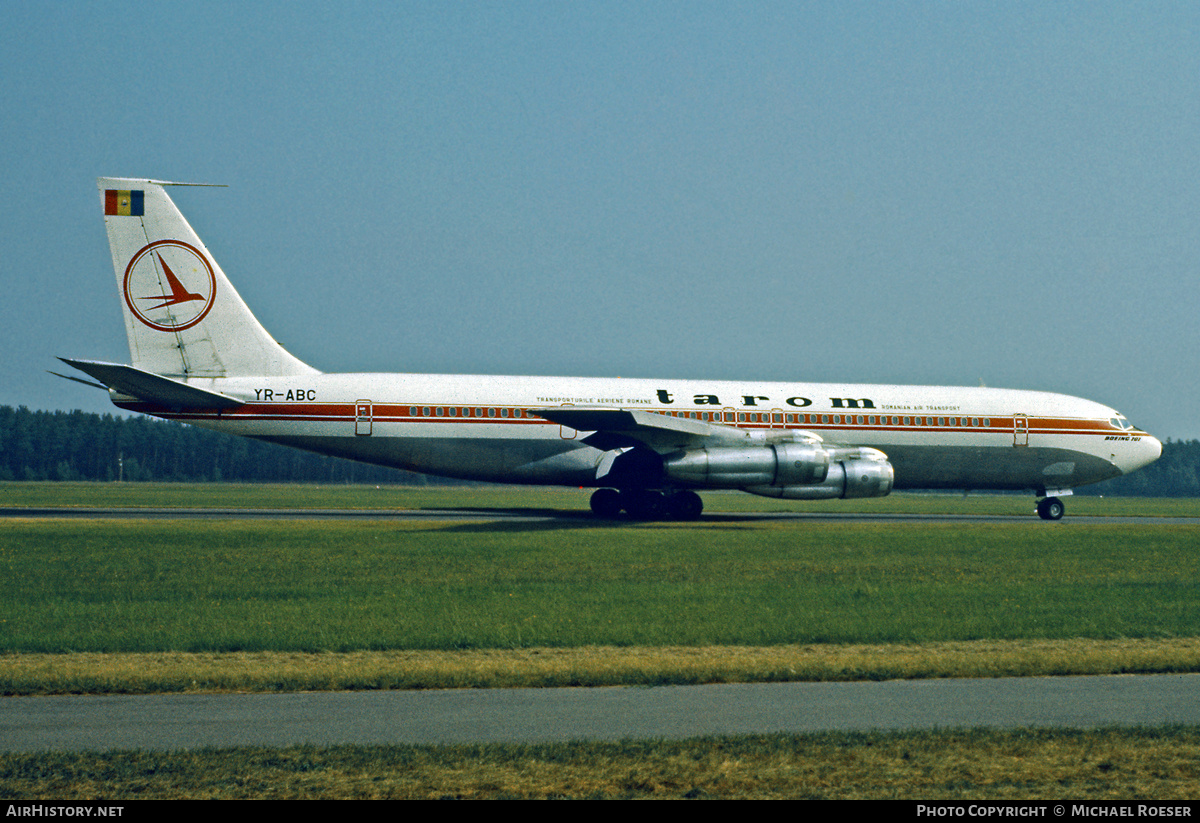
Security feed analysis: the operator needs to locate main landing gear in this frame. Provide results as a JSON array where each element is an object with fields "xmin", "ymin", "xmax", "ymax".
[
  {"xmin": 589, "ymin": 488, "xmax": 704, "ymax": 520},
  {"xmin": 1036, "ymin": 496, "xmax": 1065, "ymax": 521}
]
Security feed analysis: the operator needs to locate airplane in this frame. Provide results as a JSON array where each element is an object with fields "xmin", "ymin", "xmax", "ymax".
[{"xmin": 56, "ymin": 177, "xmax": 1162, "ymax": 521}]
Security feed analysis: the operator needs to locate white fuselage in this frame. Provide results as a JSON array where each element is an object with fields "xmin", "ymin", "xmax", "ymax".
[{"xmin": 113, "ymin": 372, "xmax": 1162, "ymax": 494}]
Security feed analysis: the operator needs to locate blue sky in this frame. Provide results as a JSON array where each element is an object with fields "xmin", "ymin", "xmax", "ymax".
[{"xmin": 3, "ymin": 1, "xmax": 1197, "ymax": 439}]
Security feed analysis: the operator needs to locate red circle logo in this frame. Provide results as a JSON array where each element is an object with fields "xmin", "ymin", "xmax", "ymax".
[{"xmin": 123, "ymin": 240, "xmax": 216, "ymax": 332}]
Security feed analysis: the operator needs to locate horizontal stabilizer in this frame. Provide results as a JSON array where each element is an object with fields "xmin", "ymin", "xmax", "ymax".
[
  {"xmin": 47, "ymin": 370, "xmax": 109, "ymax": 391},
  {"xmin": 57, "ymin": 358, "xmax": 244, "ymax": 409}
]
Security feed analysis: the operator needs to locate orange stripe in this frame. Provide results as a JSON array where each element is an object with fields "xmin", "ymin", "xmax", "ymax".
[{"xmin": 119, "ymin": 400, "xmax": 1129, "ymax": 439}]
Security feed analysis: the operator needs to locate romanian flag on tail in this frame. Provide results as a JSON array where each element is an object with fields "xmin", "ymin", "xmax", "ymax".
[{"xmin": 104, "ymin": 189, "xmax": 144, "ymax": 216}]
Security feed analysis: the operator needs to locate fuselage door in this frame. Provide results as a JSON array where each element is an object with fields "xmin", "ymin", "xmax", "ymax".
[
  {"xmin": 356, "ymin": 400, "xmax": 373, "ymax": 436},
  {"xmin": 1013, "ymin": 413, "xmax": 1029, "ymax": 447},
  {"xmin": 559, "ymin": 402, "xmax": 577, "ymax": 440}
]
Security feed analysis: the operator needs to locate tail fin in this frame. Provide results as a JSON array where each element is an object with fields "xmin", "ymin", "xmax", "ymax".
[{"xmin": 97, "ymin": 177, "xmax": 317, "ymax": 378}]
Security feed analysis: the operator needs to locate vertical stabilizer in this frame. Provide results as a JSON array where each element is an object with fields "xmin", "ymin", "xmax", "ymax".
[{"xmin": 97, "ymin": 177, "xmax": 317, "ymax": 378}]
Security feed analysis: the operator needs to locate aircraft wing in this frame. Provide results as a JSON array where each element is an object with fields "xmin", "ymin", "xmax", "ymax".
[
  {"xmin": 531, "ymin": 406, "xmax": 809, "ymax": 452},
  {"xmin": 56, "ymin": 358, "xmax": 244, "ymax": 410}
]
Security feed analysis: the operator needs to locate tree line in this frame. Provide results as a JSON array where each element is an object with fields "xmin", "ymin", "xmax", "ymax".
[
  {"xmin": 0, "ymin": 406, "xmax": 427, "ymax": 484},
  {"xmin": 1, "ymin": 404, "xmax": 1197, "ymax": 495}
]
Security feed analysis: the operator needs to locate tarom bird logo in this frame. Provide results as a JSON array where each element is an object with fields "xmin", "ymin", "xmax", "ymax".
[{"xmin": 140, "ymin": 254, "xmax": 205, "ymax": 309}]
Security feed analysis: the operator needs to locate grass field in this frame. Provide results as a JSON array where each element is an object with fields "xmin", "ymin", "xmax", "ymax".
[
  {"xmin": 3, "ymin": 483, "xmax": 1198, "ymax": 799},
  {"xmin": 4, "ymin": 518, "xmax": 1199, "ymax": 655},
  {"xmin": 6, "ymin": 727, "xmax": 1200, "ymax": 799},
  {"xmin": 3, "ymin": 485, "xmax": 1199, "ymax": 677}
]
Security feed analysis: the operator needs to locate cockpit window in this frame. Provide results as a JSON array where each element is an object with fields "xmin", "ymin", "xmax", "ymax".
[{"xmin": 1110, "ymin": 416, "xmax": 1134, "ymax": 431}]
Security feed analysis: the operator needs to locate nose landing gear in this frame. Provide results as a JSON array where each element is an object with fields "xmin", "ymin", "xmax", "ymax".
[{"xmin": 1036, "ymin": 496, "xmax": 1065, "ymax": 521}]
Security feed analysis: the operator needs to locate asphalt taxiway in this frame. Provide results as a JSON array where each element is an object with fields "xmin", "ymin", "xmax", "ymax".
[{"xmin": 3, "ymin": 674, "xmax": 1198, "ymax": 752}]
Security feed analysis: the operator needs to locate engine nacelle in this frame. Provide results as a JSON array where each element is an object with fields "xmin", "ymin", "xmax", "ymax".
[
  {"xmin": 745, "ymin": 453, "xmax": 894, "ymax": 500},
  {"xmin": 663, "ymin": 442, "xmax": 829, "ymax": 489}
]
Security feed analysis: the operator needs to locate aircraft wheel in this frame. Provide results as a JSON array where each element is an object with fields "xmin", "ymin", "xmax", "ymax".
[
  {"xmin": 1037, "ymin": 497, "xmax": 1065, "ymax": 521},
  {"xmin": 624, "ymin": 489, "xmax": 665, "ymax": 520},
  {"xmin": 666, "ymin": 490, "xmax": 703, "ymax": 520},
  {"xmin": 590, "ymin": 488, "xmax": 623, "ymax": 518}
]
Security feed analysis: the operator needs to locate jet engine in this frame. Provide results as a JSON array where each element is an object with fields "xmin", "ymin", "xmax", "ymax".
[
  {"xmin": 663, "ymin": 443, "xmax": 893, "ymax": 500},
  {"xmin": 745, "ymin": 452, "xmax": 894, "ymax": 500},
  {"xmin": 663, "ymin": 442, "xmax": 830, "ymax": 488}
]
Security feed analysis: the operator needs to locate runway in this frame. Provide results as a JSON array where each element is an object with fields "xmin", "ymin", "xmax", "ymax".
[
  {"xmin": 3, "ymin": 674, "xmax": 1198, "ymax": 752},
  {"xmin": 3, "ymin": 506, "xmax": 1198, "ymax": 525}
]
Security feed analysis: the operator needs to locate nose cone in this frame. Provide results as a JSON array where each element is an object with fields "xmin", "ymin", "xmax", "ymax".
[{"xmin": 1117, "ymin": 434, "xmax": 1162, "ymax": 475}]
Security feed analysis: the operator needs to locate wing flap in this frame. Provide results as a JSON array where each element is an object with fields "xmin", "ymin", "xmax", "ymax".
[{"xmin": 532, "ymin": 407, "xmax": 752, "ymax": 452}]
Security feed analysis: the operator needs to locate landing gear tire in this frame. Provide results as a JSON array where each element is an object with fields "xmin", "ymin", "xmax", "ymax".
[
  {"xmin": 666, "ymin": 490, "xmax": 704, "ymax": 520},
  {"xmin": 1037, "ymin": 496, "xmax": 1065, "ymax": 521},
  {"xmin": 590, "ymin": 488, "xmax": 623, "ymax": 518},
  {"xmin": 591, "ymin": 488, "xmax": 702, "ymax": 521},
  {"xmin": 623, "ymin": 489, "xmax": 666, "ymax": 520}
]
